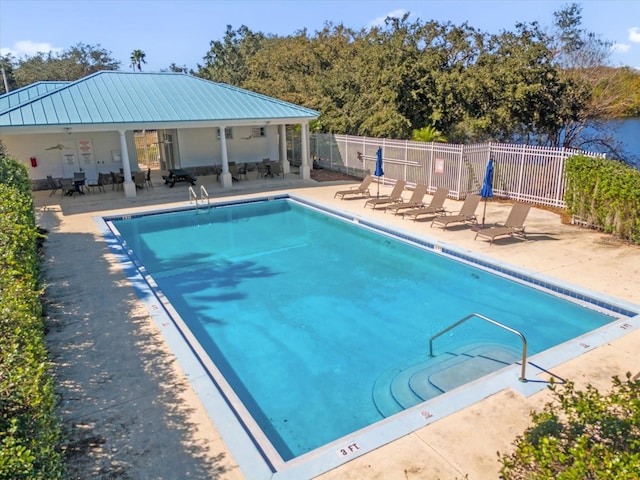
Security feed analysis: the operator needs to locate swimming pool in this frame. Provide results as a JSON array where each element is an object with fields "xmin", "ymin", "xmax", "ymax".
[{"xmin": 102, "ymin": 194, "xmax": 639, "ymax": 479}]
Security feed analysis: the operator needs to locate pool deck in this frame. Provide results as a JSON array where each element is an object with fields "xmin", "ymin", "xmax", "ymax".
[{"xmin": 35, "ymin": 172, "xmax": 640, "ymax": 479}]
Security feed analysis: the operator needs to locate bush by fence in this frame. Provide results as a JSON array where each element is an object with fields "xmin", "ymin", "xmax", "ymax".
[
  {"xmin": 565, "ymin": 155, "xmax": 640, "ymax": 244},
  {"xmin": 0, "ymin": 153, "xmax": 65, "ymax": 479}
]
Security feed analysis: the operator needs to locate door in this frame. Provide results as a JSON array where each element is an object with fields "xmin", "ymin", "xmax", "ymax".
[
  {"xmin": 158, "ymin": 130, "xmax": 179, "ymax": 170},
  {"xmin": 60, "ymin": 139, "xmax": 98, "ymax": 180}
]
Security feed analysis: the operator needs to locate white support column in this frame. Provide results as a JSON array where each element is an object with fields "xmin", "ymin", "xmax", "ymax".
[
  {"xmin": 279, "ymin": 124, "xmax": 290, "ymax": 174},
  {"xmin": 219, "ymin": 126, "xmax": 232, "ymax": 188},
  {"xmin": 119, "ymin": 130, "xmax": 137, "ymax": 198},
  {"xmin": 299, "ymin": 122, "xmax": 311, "ymax": 180}
]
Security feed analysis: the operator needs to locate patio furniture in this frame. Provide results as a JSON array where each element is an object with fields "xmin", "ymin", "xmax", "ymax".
[
  {"xmin": 364, "ymin": 180, "xmax": 406, "ymax": 209},
  {"xmin": 46, "ymin": 175, "xmax": 60, "ymax": 196},
  {"xmin": 60, "ymin": 178, "xmax": 81, "ymax": 197},
  {"xmin": 133, "ymin": 171, "xmax": 147, "ymax": 189},
  {"xmin": 401, "ymin": 187, "xmax": 449, "ymax": 221},
  {"xmin": 431, "ymin": 194, "xmax": 481, "ymax": 230},
  {"xmin": 163, "ymin": 168, "xmax": 197, "ymax": 187},
  {"xmin": 269, "ymin": 162, "xmax": 283, "ymax": 178},
  {"xmin": 385, "ymin": 184, "xmax": 429, "ymax": 214},
  {"xmin": 334, "ymin": 175, "xmax": 373, "ymax": 199},
  {"xmin": 85, "ymin": 174, "xmax": 107, "ymax": 193},
  {"xmin": 474, "ymin": 203, "xmax": 532, "ymax": 244},
  {"xmin": 111, "ymin": 171, "xmax": 124, "ymax": 190}
]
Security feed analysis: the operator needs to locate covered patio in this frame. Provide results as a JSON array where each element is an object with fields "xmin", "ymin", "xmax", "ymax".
[{"xmin": 0, "ymin": 71, "xmax": 319, "ymax": 198}]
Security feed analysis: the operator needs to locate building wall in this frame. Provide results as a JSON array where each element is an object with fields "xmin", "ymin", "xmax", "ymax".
[
  {"xmin": 177, "ymin": 125, "xmax": 280, "ymax": 167},
  {"xmin": 2, "ymin": 123, "xmax": 286, "ymax": 189},
  {"xmin": 1, "ymin": 131, "xmax": 136, "ymax": 185}
]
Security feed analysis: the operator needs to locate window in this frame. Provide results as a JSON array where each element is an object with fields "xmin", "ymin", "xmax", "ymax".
[
  {"xmin": 251, "ymin": 127, "xmax": 266, "ymax": 138},
  {"xmin": 216, "ymin": 127, "xmax": 233, "ymax": 140}
]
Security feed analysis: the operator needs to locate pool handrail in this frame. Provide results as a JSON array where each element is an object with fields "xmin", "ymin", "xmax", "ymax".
[
  {"xmin": 189, "ymin": 185, "xmax": 210, "ymax": 212},
  {"xmin": 429, "ymin": 312, "xmax": 528, "ymax": 382}
]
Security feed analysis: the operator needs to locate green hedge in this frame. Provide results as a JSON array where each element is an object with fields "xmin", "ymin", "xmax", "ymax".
[
  {"xmin": 564, "ymin": 155, "xmax": 640, "ymax": 244},
  {"xmin": 0, "ymin": 153, "xmax": 65, "ymax": 479}
]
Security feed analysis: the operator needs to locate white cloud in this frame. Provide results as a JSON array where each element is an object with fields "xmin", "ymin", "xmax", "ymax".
[
  {"xmin": 0, "ymin": 40, "xmax": 63, "ymax": 58},
  {"xmin": 630, "ymin": 27, "xmax": 640, "ymax": 43},
  {"xmin": 368, "ymin": 9, "xmax": 408, "ymax": 29},
  {"xmin": 611, "ymin": 42, "xmax": 631, "ymax": 53}
]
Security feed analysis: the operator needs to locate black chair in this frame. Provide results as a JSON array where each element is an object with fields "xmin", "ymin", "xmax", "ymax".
[
  {"xmin": 46, "ymin": 175, "xmax": 59, "ymax": 196},
  {"xmin": 87, "ymin": 173, "xmax": 108, "ymax": 193},
  {"xmin": 110, "ymin": 172, "xmax": 124, "ymax": 190},
  {"xmin": 145, "ymin": 168, "xmax": 153, "ymax": 188},
  {"xmin": 59, "ymin": 178, "xmax": 76, "ymax": 197}
]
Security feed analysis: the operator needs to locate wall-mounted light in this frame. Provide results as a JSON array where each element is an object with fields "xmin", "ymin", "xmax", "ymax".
[{"xmin": 64, "ymin": 127, "xmax": 72, "ymax": 135}]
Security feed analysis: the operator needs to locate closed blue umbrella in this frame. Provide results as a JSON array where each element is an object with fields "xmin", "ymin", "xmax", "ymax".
[
  {"xmin": 480, "ymin": 158, "xmax": 494, "ymax": 227},
  {"xmin": 374, "ymin": 147, "xmax": 384, "ymax": 198}
]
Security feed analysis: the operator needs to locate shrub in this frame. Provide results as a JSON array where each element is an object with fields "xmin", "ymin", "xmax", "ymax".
[
  {"xmin": 564, "ymin": 154, "xmax": 640, "ymax": 243},
  {"xmin": 0, "ymin": 153, "xmax": 65, "ymax": 479},
  {"xmin": 499, "ymin": 373, "xmax": 640, "ymax": 479}
]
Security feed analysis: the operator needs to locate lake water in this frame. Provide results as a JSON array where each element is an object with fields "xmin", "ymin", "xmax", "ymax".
[{"xmin": 597, "ymin": 117, "xmax": 639, "ymax": 168}]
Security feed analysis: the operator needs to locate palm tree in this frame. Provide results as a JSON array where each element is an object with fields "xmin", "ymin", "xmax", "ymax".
[
  {"xmin": 130, "ymin": 50, "xmax": 147, "ymax": 71},
  {"xmin": 411, "ymin": 125, "xmax": 448, "ymax": 143}
]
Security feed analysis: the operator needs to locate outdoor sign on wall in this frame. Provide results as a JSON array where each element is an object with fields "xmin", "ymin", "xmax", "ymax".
[
  {"xmin": 77, "ymin": 139, "xmax": 94, "ymax": 166},
  {"xmin": 435, "ymin": 158, "xmax": 444, "ymax": 173}
]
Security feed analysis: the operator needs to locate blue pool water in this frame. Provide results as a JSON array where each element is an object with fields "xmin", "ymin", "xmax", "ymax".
[{"xmin": 109, "ymin": 198, "xmax": 625, "ymax": 461}]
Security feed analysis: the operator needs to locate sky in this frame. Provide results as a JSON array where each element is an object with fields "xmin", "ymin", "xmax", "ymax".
[{"xmin": 1, "ymin": 0, "xmax": 639, "ymax": 73}]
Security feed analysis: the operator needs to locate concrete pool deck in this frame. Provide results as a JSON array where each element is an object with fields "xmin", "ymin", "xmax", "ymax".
[{"xmin": 35, "ymin": 173, "xmax": 640, "ymax": 479}]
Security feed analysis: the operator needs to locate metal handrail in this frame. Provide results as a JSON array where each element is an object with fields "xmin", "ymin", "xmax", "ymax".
[
  {"xmin": 188, "ymin": 186, "xmax": 198, "ymax": 206},
  {"xmin": 189, "ymin": 185, "xmax": 210, "ymax": 212},
  {"xmin": 429, "ymin": 313, "xmax": 528, "ymax": 382},
  {"xmin": 199, "ymin": 185, "xmax": 210, "ymax": 210}
]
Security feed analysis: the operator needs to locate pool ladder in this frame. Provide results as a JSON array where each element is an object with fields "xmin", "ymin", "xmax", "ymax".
[
  {"xmin": 189, "ymin": 185, "xmax": 210, "ymax": 213},
  {"xmin": 429, "ymin": 313, "xmax": 528, "ymax": 382}
]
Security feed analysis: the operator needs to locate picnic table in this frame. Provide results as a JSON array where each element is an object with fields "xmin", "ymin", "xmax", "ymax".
[{"xmin": 163, "ymin": 169, "xmax": 197, "ymax": 187}]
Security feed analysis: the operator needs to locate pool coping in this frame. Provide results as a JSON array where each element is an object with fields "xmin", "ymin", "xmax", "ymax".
[{"xmin": 96, "ymin": 193, "xmax": 640, "ymax": 480}]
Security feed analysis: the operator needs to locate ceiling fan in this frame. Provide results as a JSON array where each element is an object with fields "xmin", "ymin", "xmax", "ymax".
[{"xmin": 45, "ymin": 144, "xmax": 65, "ymax": 150}]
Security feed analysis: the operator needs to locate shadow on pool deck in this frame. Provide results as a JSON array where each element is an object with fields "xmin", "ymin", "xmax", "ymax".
[{"xmin": 36, "ymin": 176, "xmax": 640, "ymax": 480}]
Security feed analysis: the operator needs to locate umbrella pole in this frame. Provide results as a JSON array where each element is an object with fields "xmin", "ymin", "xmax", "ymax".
[
  {"xmin": 377, "ymin": 177, "xmax": 380, "ymax": 198},
  {"xmin": 482, "ymin": 198, "xmax": 487, "ymax": 227}
]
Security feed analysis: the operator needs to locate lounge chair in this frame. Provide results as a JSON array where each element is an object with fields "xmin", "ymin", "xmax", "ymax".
[
  {"xmin": 431, "ymin": 194, "xmax": 481, "ymax": 229},
  {"xmin": 474, "ymin": 202, "xmax": 532, "ymax": 244},
  {"xmin": 384, "ymin": 184, "xmax": 429, "ymax": 215},
  {"xmin": 334, "ymin": 175, "xmax": 373, "ymax": 199},
  {"xmin": 402, "ymin": 187, "xmax": 449, "ymax": 221},
  {"xmin": 363, "ymin": 180, "xmax": 406, "ymax": 209}
]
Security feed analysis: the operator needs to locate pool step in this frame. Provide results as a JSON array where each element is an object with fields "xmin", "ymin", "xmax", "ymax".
[{"xmin": 372, "ymin": 344, "xmax": 520, "ymax": 418}]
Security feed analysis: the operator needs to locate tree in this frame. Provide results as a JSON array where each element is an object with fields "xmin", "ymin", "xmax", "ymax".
[
  {"xmin": 499, "ymin": 373, "xmax": 640, "ymax": 479},
  {"xmin": 164, "ymin": 63, "xmax": 191, "ymax": 73},
  {"xmin": 198, "ymin": 25, "xmax": 268, "ymax": 85},
  {"xmin": 411, "ymin": 126, "xmax": 447, "ymax": 142},
  {"xmin": 450, "ymin": 20, "xmax": 589, "ymax": 145},
  {"xmin": 130, "ymin": 49, "xmax": 147, "ymax": 71},
  {"xmin": 547, "ymin": 3, "xmax": 627, "ymax": 157},
  {"xmin": 10, "ymin": 43, "xmax": 119, "ymax": 87},
  {"xmin": 0, "ymin": 54, "xmax": 18, "ymax": 94}
]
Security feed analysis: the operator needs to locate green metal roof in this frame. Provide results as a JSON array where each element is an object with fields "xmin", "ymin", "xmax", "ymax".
[
  {"xmin": 0, "ymin": 71, "xmax": 318, "ymax": 128},
  {"xmin": 0, "ymin": 81, "xmax": 70, "ymax": 112}
]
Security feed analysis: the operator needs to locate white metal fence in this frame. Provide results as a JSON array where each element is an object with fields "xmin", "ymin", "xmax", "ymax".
[{"xmin": 309, "ymin": 133, "xmax": 604, "ymax": 208}]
